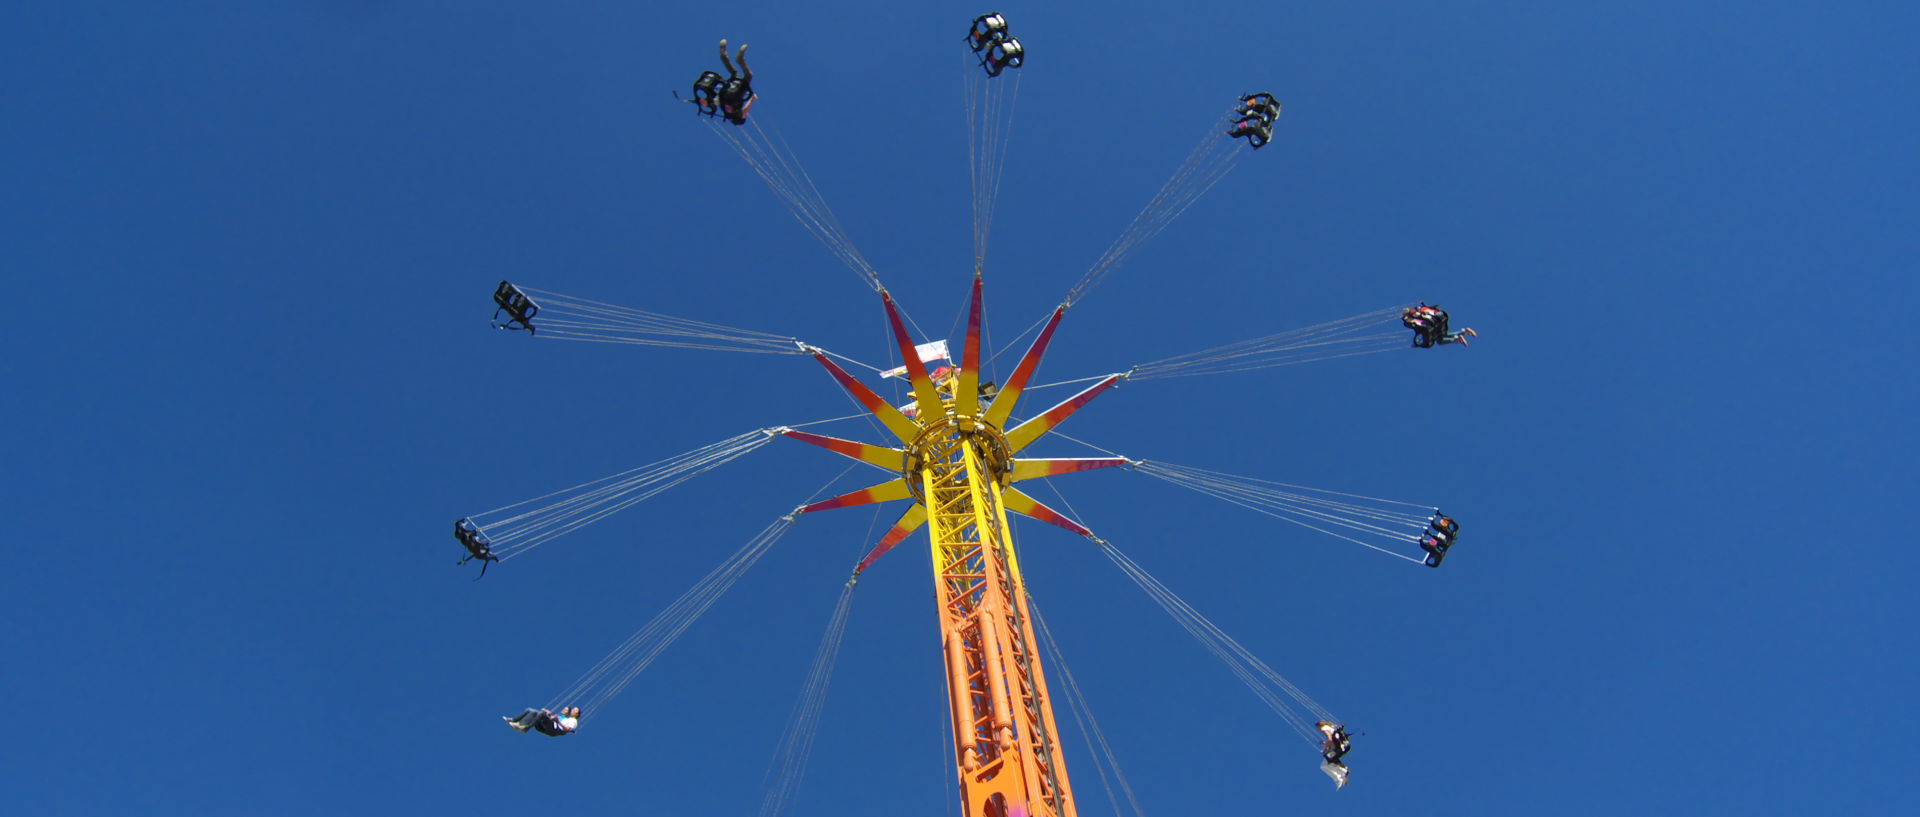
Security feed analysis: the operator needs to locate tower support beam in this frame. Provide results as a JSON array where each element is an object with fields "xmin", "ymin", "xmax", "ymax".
[{"xmin": 926, "ymin": 432, "xmax": 1077, "ymax": 817}]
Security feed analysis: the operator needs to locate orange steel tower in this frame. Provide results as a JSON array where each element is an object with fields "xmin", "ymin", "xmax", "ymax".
[{"xmin": 783, "ymin": 275, "xmax": 1124, "ymax": 817}]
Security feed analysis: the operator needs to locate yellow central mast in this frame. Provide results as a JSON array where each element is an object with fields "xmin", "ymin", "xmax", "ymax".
[
  {"xmin": 788, "ymin": 279, "xmax": 1126, "ymax": 817},
  {"xmin": 920, "ymin": 413, "xmax": 1075, "ymax": 817}
]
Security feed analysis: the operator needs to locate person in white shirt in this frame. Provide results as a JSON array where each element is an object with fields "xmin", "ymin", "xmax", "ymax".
[{"xmin": 1317, "ymin": 721, "xmax": 1352, "ymax": 789}]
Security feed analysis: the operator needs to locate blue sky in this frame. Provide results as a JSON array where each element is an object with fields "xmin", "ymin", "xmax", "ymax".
[{"xmin": 5, "ymin": 2, "xmax": 1915, "ymax": 814}]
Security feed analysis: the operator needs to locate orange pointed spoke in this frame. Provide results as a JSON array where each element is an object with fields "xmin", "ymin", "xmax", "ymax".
[
  {"xmin": 809, "ymin": 348, "xmax": 922, "ymax": 444},
  {"xmin": 1005, "ymin": 374, "xmax": 1123, "ymax": 454},
  {"xmin": 1001, "ymin": 486, "xmax": 1092, "ymax": 537},
  {"xmin": 884, "ymin": 293, "xmax": 949, "ymax": 422},
  {"xmin": 798, "ymin": 478, "xmax": 913, "ymax": 514},
  {"xmin": 984, "ymin": 305, "xmax": 1065, "ymax": 428},
  {"xmin": 856, "ymin": 503, "xmax": 930, "ymax": 573},
  {"xmin": 781, "ymin": 430, "xmax": 904, "ymax": 471},
  {"xmin": 1010, "ymin": 457, "xmax": 1129, "ymax": 483},
  {"xmin": 956, "ymin": 275, "xmax": 984, "ymax": 413}
]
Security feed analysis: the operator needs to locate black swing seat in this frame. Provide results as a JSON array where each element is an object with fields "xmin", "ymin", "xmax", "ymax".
[
  {"xmin": 1241, "ymin": 92, "xmax": 1279, "ymax": 109},
  {"xmin": 454, "ymin": 518, "xmax": 498, "ymax": 564},
  {"xmin": 982, "ymin": 37, "xmax": 1023, "ymax": 76},
  {"xmin": 717, "ymin": 76, "xmax": 754, "ymax": 124},
  {"xmin": 1421, "ymin": 514, "xmax": 1459, "ymax": 567},
  {"xmin": 1230, "ymin": 119, "xmax": 1273, "ymax": 149},
  {"xmin": 1317, "ymin": 723, "xmax": 1353, "ymax": 763},
  {"xmin": 689, "ymin": 70, "xmax": 725, "ymax": 116},
  {"xmin": 1239, "ymin": 93, "xmax": 1280, "ymax": 124},
  {"xmin": 968, "ymin": 13, "xmax": 1009, "ymax": 52},
  {"xmin": 492, "ymin": 281, "xmax": 539, "ymax": 333}
]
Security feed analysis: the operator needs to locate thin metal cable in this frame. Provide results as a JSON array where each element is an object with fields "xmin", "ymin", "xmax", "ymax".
[
  {"xmin": 552, "ymin": 514, "xmax": 797, "ymax": 716},
  {"xmin": 1031, "ymin": 599, "xmax": 1147, "ymax": 817},
  {"xmin": 1044, "ymin": 430, "xmax": 1128, "ymax": 459},
  {"xmin": 1148, "ymin": 461, "xmax": 1434, "ymax": 509},
  {"xmin": 513, "ymin": 286, "xmax": 802, "ymax": 354},
  {"xmin": 1095, "ymin": 539, "xmax": 1332, "ymax": 745},
  {"xmin": 1129, "ymin": 307, "xmax": 1415, "ymax": 380},
  {"xmin": 1023, "ymin": 374, "xmax": 1116, "ymax": 393},
  {"xmin": 547, "ymin": 464, "xmax": 859, "ymax": 720},
  {"xmin": 785, "ymin": 412, "xmax": 872, "ymax": 430},
  {"xmin": 1041, "ymin": 482, "xmax": 1338, "ymax": 745},
  {"xmin": 965, "ymin": 48, "xmax": 1022, "ymax": 265},
  {"xmin": 1065, "ymin": 109, "xmax": 1249, "ymax": 307},
  {"xmin": 986, "ymin": 308, "xmax": 1053, "ymax": 370},
  {"xmin": 819, "ymin": 347, "xmax": 886, "ymax": 374},
  {"xmin": 1132, "ymin": 461, "xmax": 1431, "ymax": 564},
  {"xmin": 707, "ymin": 117, "xmax": 884, "ymax": 292},
  {"xmin": 465, "ymin": 431, "xmax": 776, "ymax": 560},
  {"xmin": 757, "ymin": 575, "xmax": 858, "ymax": 817}
]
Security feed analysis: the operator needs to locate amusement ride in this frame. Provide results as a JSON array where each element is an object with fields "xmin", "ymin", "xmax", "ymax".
[{"xmin": 455, "ymin": 12, "xmax": 1475, "ymax": 817}]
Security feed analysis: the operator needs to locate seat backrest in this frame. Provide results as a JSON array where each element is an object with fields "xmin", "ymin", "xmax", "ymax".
[
  {"xmin": 492, "ymin": 282, "xmax": 539, "ymax": 327},
  {"xmin": 984, "ymin": 38, "xmax": 1023, "ymax": 76},
  {"xmin": 969, "ymin": 13, "xmax": 1008, "ymax": 52},
  {"xmin": 692, "ymin": 70, "xmax": 724, "ymax": 104}
]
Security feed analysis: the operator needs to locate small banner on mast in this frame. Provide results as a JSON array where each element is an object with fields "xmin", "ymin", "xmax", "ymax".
[{"xmin": 880, "ymin": 340, "xmax": 951, "ymax": 379}]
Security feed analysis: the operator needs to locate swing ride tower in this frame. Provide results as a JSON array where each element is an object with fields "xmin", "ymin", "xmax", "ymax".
[
  {"xmin": 783, "ymin": 277, "xmax": 1132, "ymax": 817},
  {"xmin": 456, "ymin": 12, "xmax": 1471, "ymax": 812}
]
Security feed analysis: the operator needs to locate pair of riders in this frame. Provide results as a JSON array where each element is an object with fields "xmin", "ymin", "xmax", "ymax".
[
  {"xmin": 1228, "ymin": 93, "xmax": 1280, "ymax": 148},
  {"xmin": 688, "ymin": 40, "xmax": 754, "ymax": 124},
  {"xmin": 1402, "ymin": 302, "xmax": 1476, "ymax": 348},
  {"xmin": 505, "ymin": 706, "xmax": 580, "ymax": 737},
  {"xmin": 968, "ymin": 13, "xmax": 1024, "ymax": 77},
  {"xmin": 1419, "ymin": 512, "xmax": 1460, "ymax": 567}
]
